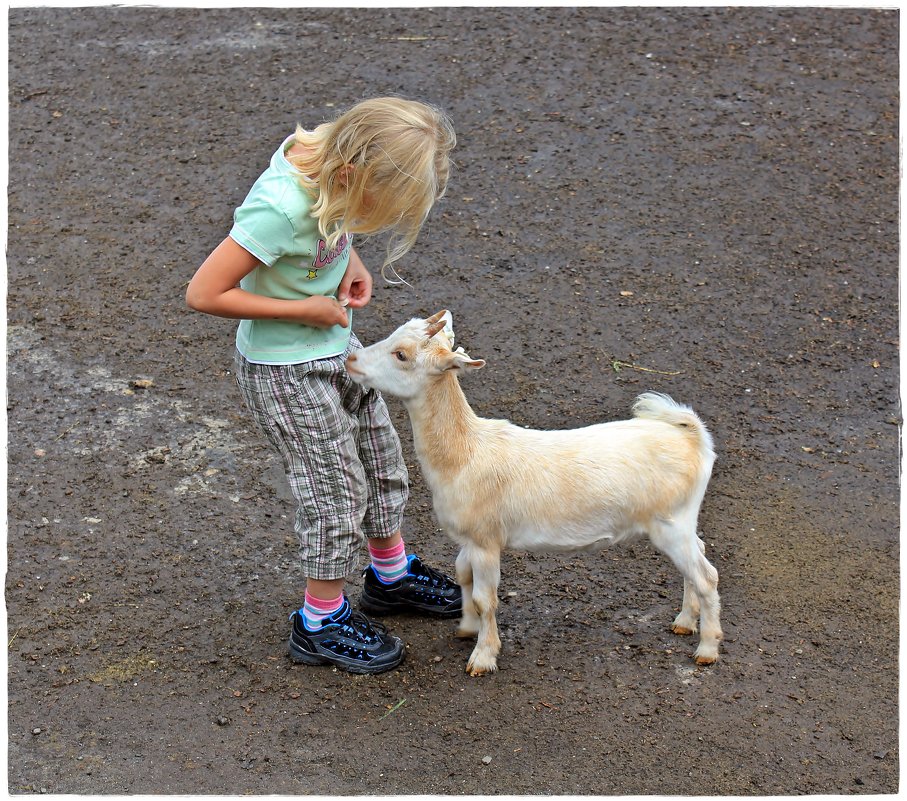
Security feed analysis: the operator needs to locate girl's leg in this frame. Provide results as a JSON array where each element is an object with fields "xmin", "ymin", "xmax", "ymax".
[
  {"xmin": 354, "ymin": 393, "xmax": 410, "ymax": 545},
  {"xmin": 234, "ymin": 354, "xmax": 367, "ymax": 583},
  {"xmin": 301, "ymin": 580, "xmax": 345, "ymax": 630},
  {"xmin": 234, "ymin": 352, "xmax": 405, "ymax": 673},
  {"xmin": 307, "ymin": 578, "xmax": 346, "ymax": 598},
  {"xmin": 368, "ymin": 531, "xmax": 411, "ymax": 584},
  {"xmin": 341, "ymin": 345, "xmax": 413, "ymax": 580}
]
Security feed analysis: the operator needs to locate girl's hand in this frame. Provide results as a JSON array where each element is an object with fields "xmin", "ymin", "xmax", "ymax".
[
  {"xmin": 337, "ymin": 248, "xmax": 373, "ymax": 309},
  {"xmin": 299, "ymin": 295, "xmax": 349, "ymax": 329}
]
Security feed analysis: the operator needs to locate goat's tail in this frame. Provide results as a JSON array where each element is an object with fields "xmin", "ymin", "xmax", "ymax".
[{"xmin": 632, "ymin": 392, "xmax": 715, "ymax": 461}]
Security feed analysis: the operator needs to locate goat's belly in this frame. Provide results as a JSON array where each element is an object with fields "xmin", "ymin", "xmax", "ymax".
[{"xmin": 506, "ymin": 523, "xmax": 629, "ymax": 553}]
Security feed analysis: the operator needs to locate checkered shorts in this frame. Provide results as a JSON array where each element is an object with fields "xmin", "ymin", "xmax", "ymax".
[{"xmin": 234, "ymin": 336, "xmax": 409, "ymax": 580}]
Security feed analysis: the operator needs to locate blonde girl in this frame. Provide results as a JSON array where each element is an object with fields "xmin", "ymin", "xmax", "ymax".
[{"xmin": 187, "ymin": 97, "xmax": 461, "ymax": 674}]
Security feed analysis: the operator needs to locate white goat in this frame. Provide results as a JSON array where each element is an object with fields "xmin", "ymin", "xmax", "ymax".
[{"xmin": 345, "ymin": 311, "xmax": 721, "ymax": 676}]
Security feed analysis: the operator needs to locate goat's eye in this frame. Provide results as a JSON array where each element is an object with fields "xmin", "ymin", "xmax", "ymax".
[{"xmin": 394, "ymin": 351, "xmax": 408, "ymax": 362}]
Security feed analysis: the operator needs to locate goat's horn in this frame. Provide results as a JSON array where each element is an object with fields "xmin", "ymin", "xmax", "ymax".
[
  {"xmin": 425, "ymin": 310, "xmax": 447, "ymax": 325},
  {"xmin": 426, "ymin": 319, "xmax": 447, "ymax": 338}
]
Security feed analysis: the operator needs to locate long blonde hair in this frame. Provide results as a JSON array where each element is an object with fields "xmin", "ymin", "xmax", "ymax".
[{"xmin": 288, "ymin": 97, "xmax": 456, "ymax": 281}]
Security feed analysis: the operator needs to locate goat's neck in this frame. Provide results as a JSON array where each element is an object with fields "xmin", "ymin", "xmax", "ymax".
[{"xmin": 405, "ymin": 372, "xmax": 479, "ymax": 475}]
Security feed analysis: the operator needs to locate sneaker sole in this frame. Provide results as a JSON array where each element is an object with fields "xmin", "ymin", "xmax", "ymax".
[
  {"xmin": 360, "ymin": 592, "xmax": 462, "ymax": 619},
  {"xmin": 288, "ymin": 639, "xmax": 405, "ymax": 675}
]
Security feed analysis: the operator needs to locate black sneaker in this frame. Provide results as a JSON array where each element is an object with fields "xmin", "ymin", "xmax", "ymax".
[
  {"xmin": 288, "ymin": 598, "xmax": 405, "ymax": 674},
  {"xmin": 360, "ymin": 554, "xmax": 462, "ymax": 619}
]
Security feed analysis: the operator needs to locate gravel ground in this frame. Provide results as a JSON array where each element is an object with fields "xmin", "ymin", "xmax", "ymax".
[{"xmin": 6, "ymin": 6, "xmax": 900, "ymax": 795}]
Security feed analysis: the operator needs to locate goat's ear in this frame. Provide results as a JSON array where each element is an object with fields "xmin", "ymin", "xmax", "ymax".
[
  {"xmin": 440, "ymin": 350, "xmax": 485, "ymax": 373},
  {"xmin": 441, "ymin": 310, "xmax": 455, "ymax": 347}
]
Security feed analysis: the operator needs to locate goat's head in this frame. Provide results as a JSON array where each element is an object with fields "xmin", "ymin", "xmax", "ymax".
[{"xmin": 346, "ymin": 310, "xmax": 485, "ymax": 400}]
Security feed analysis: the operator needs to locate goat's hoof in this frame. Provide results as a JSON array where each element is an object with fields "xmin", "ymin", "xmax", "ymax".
[
  {"xmin": 671, "ymin": 624, "xmax": 695, "ymax": 636},
  {"xmin": 693, "ymin": 650, "xmax": 719, "ymax": 666},
  {"xmin": 466, "ymin": 651, "xmax": 498, "ymax": 676}
]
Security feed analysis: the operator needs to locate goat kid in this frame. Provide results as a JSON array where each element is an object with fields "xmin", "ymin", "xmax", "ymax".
[{"xmin": 345, "ymin": 311, "xmax": 721, "ymax": 676}]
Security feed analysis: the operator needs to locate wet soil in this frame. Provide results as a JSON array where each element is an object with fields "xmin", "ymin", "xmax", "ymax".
[{"xmin": 6, "ymin": 6, "xmax": 900, "ymax": 795}]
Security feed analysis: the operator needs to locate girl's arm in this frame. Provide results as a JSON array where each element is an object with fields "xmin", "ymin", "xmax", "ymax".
[{"xmin": 186, "ymin": 236, "xmax": 349, "ymax": 328}]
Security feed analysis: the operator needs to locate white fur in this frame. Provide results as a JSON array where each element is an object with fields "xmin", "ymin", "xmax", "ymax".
[{"xmin": 346, "ymin": 311, "xmax": 722, "ymax": 675}]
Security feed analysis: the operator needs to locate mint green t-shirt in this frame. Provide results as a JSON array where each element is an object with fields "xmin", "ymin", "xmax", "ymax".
[{"xmin": 230, "ymin": 135, "xmax": 352, "ymax": 364}]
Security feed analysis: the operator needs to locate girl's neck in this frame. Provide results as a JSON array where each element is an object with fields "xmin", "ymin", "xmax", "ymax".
[
  {"xmin": 285, "ymin": 141, "xmax": 311, "ymax": 160},
  {"xmin": 284, "ymin": 140, "xmax": 319, "ymax": 184}
]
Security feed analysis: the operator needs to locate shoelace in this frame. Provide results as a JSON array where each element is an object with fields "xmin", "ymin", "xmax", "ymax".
[
  {"xmin": 338, "ymin": 609, "xmax": 389, "ymax": 644},
  {"xmin": 410, "ymin": 560, "xmax": 453, "ymax": 589}
]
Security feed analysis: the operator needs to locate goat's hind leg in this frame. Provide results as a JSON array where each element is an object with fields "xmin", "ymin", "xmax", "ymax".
[
  {"xmin": 671, "ymin": 537, "xmax": 704, "ymax": 635},
  {"xmin": 651, "ymin": 520, "xmax": 722, "ymax": 665}
]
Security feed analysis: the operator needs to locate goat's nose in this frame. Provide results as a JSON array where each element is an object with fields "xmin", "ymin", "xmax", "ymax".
[{"xmin": 346, "ymin": 353, "xmax": 357, "ymax": 363}]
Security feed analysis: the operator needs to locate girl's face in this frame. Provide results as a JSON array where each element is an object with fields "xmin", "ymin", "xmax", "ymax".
[
  {"xmin": 359, "ymin": 188, "xmax": 377, "ymax": 216},
  {"xmin": 342, "ymin": 156, "xmax": 434, "ymax": 238},
  {"xmin": 346, "ymin": 185, "xmax": 377, "ymax": 230},
  {"xmin": 339, "ymin": 166, "xmax": 376, "ymax": 217}
]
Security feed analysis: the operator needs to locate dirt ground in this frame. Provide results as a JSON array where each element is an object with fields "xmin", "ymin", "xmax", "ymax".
[{"xmin": 5, "ymin": 6, "xmax": 900, "ymax": 796}]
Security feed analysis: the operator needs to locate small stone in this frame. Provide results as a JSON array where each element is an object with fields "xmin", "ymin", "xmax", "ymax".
[
  {"xmin": 216, "ymin": 716, "xmax": 229, "ymax": 726},
  {"xmin": 32, "ymin": 728, "xmax": 42, "ymax": 735},
  {"xmin": 481, "ymin": 755, "xmax": 493, "ymax": 765}
]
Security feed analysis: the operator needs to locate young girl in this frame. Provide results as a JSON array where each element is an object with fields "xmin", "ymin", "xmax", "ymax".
[{"xmin": 187, "ymin": 97, "xmax": 461, "ymax": 674}]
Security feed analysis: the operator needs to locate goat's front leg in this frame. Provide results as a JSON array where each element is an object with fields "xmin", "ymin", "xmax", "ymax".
[
  {"xmin": 454, "ymin": 545, "xmax": 480, "ymax": 639},
  {"xmin": 465, "ymin": 546, "xmax": 502, "ymax": 676}
]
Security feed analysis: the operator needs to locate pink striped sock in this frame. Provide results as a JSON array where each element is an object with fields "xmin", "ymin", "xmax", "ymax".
[
  {"xmin": 301, "ymin": 591, "xmax": 344, "ymax": 631},
  {"xmin": 369, "ymin": 540, "xmax": 409, "ymax": 585}
]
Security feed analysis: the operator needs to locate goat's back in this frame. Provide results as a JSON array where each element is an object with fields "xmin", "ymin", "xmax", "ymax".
[{"xmin": 441, "ymin": 408, "xmax": 710, "ymax": 537}]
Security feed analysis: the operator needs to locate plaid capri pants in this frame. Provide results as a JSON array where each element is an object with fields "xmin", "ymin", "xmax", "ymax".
[{"xmin": 234, "ymin": 336, "xmax": 409, "ymax": 581}]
